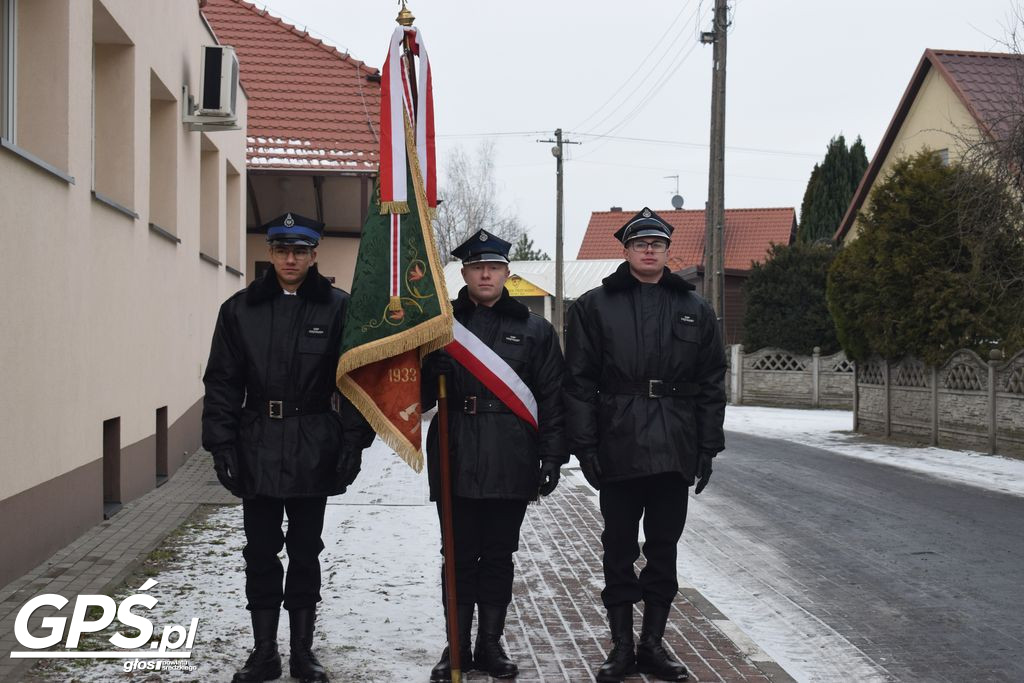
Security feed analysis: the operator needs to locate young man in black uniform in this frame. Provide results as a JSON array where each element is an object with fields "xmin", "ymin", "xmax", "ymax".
[
  {"xmin": 422, "ymin": 230, "xmax": 567, "ymax": 682},
  {"xmin": 564, "ymin": 208, "xmax": 726, "ymax": 682},
  {"xmin": 202, "ymin": 213, "xmax": 375, "ymax": 683}
]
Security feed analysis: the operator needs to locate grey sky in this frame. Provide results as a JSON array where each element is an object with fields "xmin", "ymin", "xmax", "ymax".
[{"xmin": 253, "ymin": 1, "xmax": 1018, "ymax": 257}]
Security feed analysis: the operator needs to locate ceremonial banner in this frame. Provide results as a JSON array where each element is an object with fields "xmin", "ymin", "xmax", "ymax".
[{"xmin": 337, "ymin": 25, "xmax": 450, "ymax": 472}]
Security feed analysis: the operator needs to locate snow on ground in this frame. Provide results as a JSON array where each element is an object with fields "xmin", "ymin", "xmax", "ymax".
[
  {"xmin": 725, "ymin": 406, "xmax": 1024, "ymax": 497},
  {"xmin": 32, "ymin": 438, "xmax": 445, "ymax": 682}
]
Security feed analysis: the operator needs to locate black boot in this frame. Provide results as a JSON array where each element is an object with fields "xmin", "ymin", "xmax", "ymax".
[
  {"xmin": 473, "ymin": 603, "xmax": 518, "ymax": 678},
  {"xmin": 232, "ymin": 609, "xmax": 282, "ymax": 683},
  {"xmin": 288, "ymin": 608, "xmax": 329, "ymax": 683},
  {"xmin": 596, "ymin": 604, "xmax": 636, "ymax": 683},
  {"xmin": 637, "ymin": 602, "xmax": 689, "ymax": 681},
  {"xmin": 430, "ymin": 603, "xmax": 475, "ymax": 682}
]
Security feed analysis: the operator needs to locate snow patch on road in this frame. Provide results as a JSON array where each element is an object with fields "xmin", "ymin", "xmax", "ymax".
[{"xmin": 725, "ymin": 406, "xmax": 1024, "ymax": 497}]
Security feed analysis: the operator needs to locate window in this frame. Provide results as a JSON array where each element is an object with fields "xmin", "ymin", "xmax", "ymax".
[
  {"xmin": 92, "ymin": 1, "xmax": 135, "ymax": 211},
  {"xmin": 226, "ymin": 161, "xmax": 242, "ymax": 271},
  {"xmin": 149, "ymin": 70, "xmax": 178, "ymax": 234},
  {"xmin": 199, "ymin": 138, "xmax": 220, "ymax": 262},
  {"xmin": 1, "ymin": 0, "xmax": 14, "ymax": 140},
  {"xmin": 935, "ymin": 148, "xmax": 950, "ymax": 166},
  {"xmin": 11, "ymin": 0, "xmax": 70, "ymax": 168}
]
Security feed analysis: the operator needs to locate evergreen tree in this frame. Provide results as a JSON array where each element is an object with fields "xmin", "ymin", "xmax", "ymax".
[
  {"xmin": 741, "ymin": 241, "xmax": 840, "ymax": 354},
  {"xmin": 826, "ymin": 150, "xmax": 1024, "ymax": 364},
  {"xmin": 797, "ymin": 135, "xmax": 869, "ymax": 243},
  {"xmin": 509, "ymin": 234, "xmax": 550, "ymax": 261}
]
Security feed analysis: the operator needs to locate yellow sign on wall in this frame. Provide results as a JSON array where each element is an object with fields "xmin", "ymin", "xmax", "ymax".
[{"xmin": 505, "ymin": 274, "xmax": 549, "ymax": 297}]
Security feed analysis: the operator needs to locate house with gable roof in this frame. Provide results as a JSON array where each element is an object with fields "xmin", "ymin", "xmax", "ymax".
[
  {"xmin": 202, "ymin": 0, "xmax": 381, "ymax": 288},
  {"xmin": 577, "ymin": 206, "xmax": 796, "ymax": 344},
  {"xmin": 836, "ymin": 49, "xmax": 1024, "ymax": 243}
]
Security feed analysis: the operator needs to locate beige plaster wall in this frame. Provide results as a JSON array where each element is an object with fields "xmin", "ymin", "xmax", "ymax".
[
  {"xmin": 0, "ymin": 0, "xmax": 248, "ymax": 501},
  {"xmin": 846, "ymin": 66, "xmax": 979, "ymax": 241}
]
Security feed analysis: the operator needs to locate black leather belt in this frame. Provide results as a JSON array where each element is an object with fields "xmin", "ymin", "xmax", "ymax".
[
  {"xmin": 457, "ymin": 396, "xmax": 511, "ymax": 415},
  {"xmin": 244, "ymin": 394, "xmax": 331, "ymax": 419},
  {"xmin": 600, "ymin": 380, "xmax": 700, "ymax": 398}
]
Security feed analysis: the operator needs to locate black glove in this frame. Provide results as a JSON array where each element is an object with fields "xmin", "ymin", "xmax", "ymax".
[
  {"xmin": 336, "ymin": 447, "xmax": 363, "ymax": 490},
  {"xmin": 694, "ymin": 452, "xmax": 714, "ymax": 495},
  {"xmin": 576, "ymin": 451, "xmax": 602, "ymax": 490},
  {"xmin": 424, "ymin": 350, "xmax": 457, "ymax": 378},
  {"xmin": 538, "ymin": 462, "xmax": 561, "ymax": 496},
  {"xmin": 212, "ymin": 449, "xmax": 241, "ymax": 496}
]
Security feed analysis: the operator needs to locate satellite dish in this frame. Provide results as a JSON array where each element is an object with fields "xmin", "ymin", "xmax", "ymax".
[{"xmin": 671, "ymin": 194, "xmax": 685, "ymax": 209}]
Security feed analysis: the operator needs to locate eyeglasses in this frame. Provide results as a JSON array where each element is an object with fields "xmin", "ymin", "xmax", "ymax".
[
  {"xmin": 628, "ymin": 240, "xmax": 668, "ymax": 253},
  {"xmin": 270, "ymin": 245, "xmax": 313, "ymax": 259}
]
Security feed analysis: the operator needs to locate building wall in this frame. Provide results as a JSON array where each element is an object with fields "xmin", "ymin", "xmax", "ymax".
[
  {"xmin": 0, "ymin": 0, "xmax": 248, "ymax": 587},
  {"xmin": 845, "ymin": 66, "xmax": 978, "ymax": 242}
]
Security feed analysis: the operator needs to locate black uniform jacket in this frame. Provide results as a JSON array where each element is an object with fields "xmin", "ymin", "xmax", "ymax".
[
  {"xmin": 564, "ymin": 262, "xmax": 726, "ymax": 484},
  {"xmin": 423, "ymin": 287, "xmax": 568, "ymax": 501},
  {"xmin": 202, "ymin": 265, "xmax": 374, "ymax": 498}
]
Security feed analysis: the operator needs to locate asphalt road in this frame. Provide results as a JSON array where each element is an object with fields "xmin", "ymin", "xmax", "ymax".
[{"xmin": 679, "ymin": 430, "xmax": 1024, "ymax": 682}]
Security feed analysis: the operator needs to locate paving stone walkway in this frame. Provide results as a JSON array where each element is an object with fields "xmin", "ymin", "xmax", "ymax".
[{"xmin": 1, "ymin": 446, "xmax": 792, "ymax": 682}]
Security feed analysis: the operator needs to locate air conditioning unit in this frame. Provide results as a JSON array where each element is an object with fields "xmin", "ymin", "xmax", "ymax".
[{"xmin": 198, "ymin": 45, "xmax": 239, "ymax": 118}]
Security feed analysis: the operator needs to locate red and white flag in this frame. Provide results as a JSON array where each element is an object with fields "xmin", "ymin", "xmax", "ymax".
[
  {"xmin": 446, "ymin": 320, "xmax": 538, "ymax": 430},
  {"xmin": 380, "ymin": 25, "xmax": 436, "ymax": 214}
]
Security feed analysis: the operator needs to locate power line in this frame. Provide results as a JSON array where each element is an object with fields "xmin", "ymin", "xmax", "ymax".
[
  {"xmin": 570, "ymin": 0, "xmax": 698, "ymax": 132},
  {"xmin": 566, "ymin": 133, "xmax": 822, "ymax": 159},
  {"xmin": 575, "ymin": 1, "xmax": 708, "ymax": 138}
]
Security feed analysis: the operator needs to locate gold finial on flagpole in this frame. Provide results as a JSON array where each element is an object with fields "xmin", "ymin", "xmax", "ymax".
[{"xmin": 397, "ymin": 0, "xmax": 415, "ymax": 26}]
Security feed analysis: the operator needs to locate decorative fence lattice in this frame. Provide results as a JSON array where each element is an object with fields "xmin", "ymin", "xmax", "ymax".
[
  {"xmin": 943, "ymin": 364, "xmax": 985, "ymax": 392},
  {"xmin": 859, "ymin": 361, "xmax": 885, "ymax": 385},
  {"xmin": 831, "ymin": 358, "xmax": 855, "ymax": 373},
  {"xmin": 894, "ymin": 358, "xmax": 928, "ymax": 388},
  {"xmin": 1002, "ymin": 366, "xmax": 1024, "ymax": 395},
  {"xmin": 750, "ymin": 352, "xmax": 806, "ymax": 372}
]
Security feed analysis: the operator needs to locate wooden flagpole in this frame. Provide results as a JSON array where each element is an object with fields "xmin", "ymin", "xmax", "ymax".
[{"xmin": 437, "ymin": 374, "xmax": 462, "ymax": 682}]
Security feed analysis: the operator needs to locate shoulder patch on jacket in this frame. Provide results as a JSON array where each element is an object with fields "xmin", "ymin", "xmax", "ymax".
[
  {"xmin": 306, "ymin": 325, "xmax": 328, "ymax": 337},
  {"xmin": 678, "ymin": 313, "xmax": 697, "ymax": 325},
  {"xmin": 503, "ymin": 333, "xmax": 524, "ymax": 345}
]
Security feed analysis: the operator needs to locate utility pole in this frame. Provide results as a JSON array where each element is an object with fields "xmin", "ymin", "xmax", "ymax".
[
  {"xmin": 537, "ymin": 128, "xmax": 580, "ymax": 348},
  {"xmin": 702, "ymin": 0, "xmax": 729, "ymax": 331}
]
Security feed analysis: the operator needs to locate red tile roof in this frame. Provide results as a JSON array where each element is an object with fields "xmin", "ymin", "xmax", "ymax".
[
  {"xmin": 836, "ymin": 49, "xmax": 1024, "ymax": 241},
  {"xmin": 202, "ymin": 0, "xmax": 380, "ymax": 172},
  {"xmin": 577, "ymin": 208, "xmax": 796, "ymax": 272}
]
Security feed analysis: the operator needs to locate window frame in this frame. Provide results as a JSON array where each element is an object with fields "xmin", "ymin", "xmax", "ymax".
[{"xmin": 1, "ymin": 0, "xmax": 16, "ymax": 142}]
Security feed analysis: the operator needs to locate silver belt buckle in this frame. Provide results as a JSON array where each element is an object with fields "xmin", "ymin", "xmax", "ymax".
[
  {"xmin": 463, "ymin": 396, "xmax": 477, "ymax": 415},
  {"xmin": 648, "ymin": 380, "xmax": 664, "ymax": 398},
  {"xmin": 269, "ymin": 400, "xmax": 283, "ymax": 419}
]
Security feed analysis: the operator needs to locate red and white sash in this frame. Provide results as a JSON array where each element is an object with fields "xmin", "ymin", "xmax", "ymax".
[
  {"xmin": 446, "ymin": 320, "xmax": 539, "ymax": 430},
  {"xmin": 379, "ymin": 25, "xmax": 437, "ymax": 213}
]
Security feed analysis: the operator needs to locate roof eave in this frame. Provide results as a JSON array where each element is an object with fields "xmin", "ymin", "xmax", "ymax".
[{"xmin": 835, "ymin": 52, "xmax": 935, "ymax": 243}]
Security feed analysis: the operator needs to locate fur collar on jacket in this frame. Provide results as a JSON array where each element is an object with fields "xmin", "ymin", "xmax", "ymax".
[
  {"xmin": 247, "ymin": 264, "xmax": 334, "ymax": 305},
  {"xmin": 452, "ymin": 285, "xmax": 530, "ymax": 320},
  {"xmin": 601, "ymin": 261, "xmax": 695, "ymax": 293}
]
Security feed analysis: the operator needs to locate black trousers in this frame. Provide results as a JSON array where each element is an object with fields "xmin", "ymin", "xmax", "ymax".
[
  {"xmin": 599, "ymin": 474, "xmax": 689, "ymax": 608},
  {"xmin": 436, "ymin": 497, "xmax": 529, "ymax": 608},
  {"xmin": 242, "ymin": 495, "xmax": 327, "ymax": 611}
]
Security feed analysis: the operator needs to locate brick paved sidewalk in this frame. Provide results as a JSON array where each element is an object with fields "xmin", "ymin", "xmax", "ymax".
[
  {"xmin": 1, "ymin": 448, "xmax": 792, "ymax": 682},
  {"xmin": 504, "ymin": 472, "xmax": 792, "ymax": 682}
]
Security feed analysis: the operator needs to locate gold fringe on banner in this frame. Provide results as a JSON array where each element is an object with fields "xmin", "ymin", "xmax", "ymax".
[
  {"xmin": 337, "ymin": 311, "xmax": 451, "ymax": 376},
  {"xmin": 379, "ymin": 201, "xmax": 410, "ymax": 215},
  {"xmin": 337, "ymin": 372, "xmax": 424, "ymax": 472}
]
